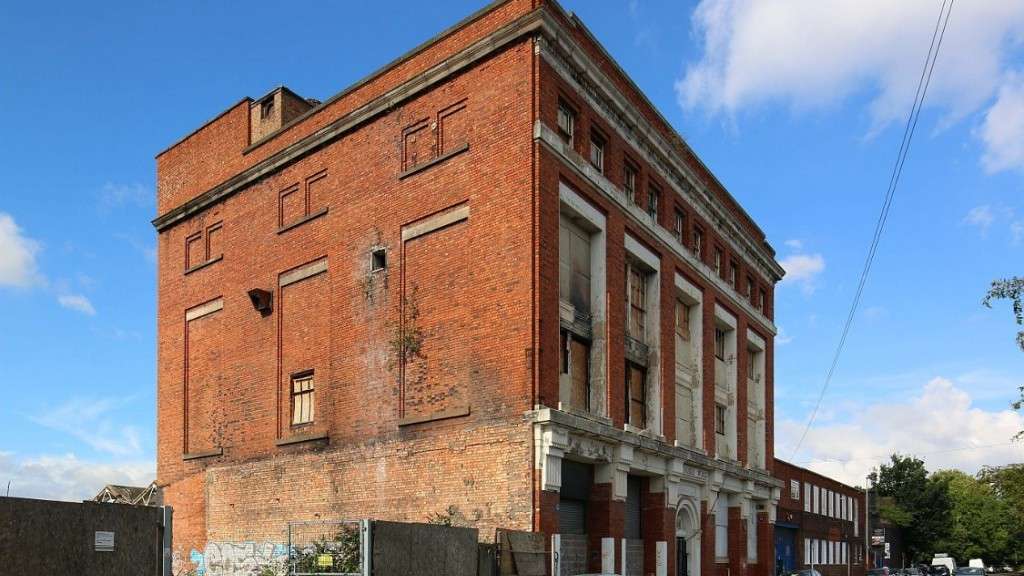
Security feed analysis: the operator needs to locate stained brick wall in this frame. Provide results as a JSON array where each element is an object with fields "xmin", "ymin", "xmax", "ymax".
[{"xmin": 157, "ymin": 30, "xmax": 538, "ymax": 560}]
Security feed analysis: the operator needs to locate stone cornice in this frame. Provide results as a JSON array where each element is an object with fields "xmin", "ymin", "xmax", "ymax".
[
  {"xmin": 536, "ymin": 121, "xmax": 777, "ymax": 335},
  {"xmin": 529, "ymin": 407, "xmax": 782, "ymax": 490},
  {"xmin": 533, "ymin": 13, "xmax": 785, "ymax": 282}
]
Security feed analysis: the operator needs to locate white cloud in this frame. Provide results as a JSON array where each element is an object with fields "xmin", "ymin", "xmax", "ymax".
[
  {"xmin": 778, "ymin": 376, "xmax": 1024, "ymax": 486},
  {"xmin": 677, "ymin": 0, "xmax": 1024, "ymax": 164},
  {"xmin": 779, "ymin": 253, "xmax": 825, "ymax": 293},
  {"xmin": 32, "ymin": 397, "xmax": 142, "ymax": 457},
  {"xmin": 783, "ymin": 239, "xmax": 803, "ymax": 250},
  {"xmin": 99, "ymin": 182, "xmax": 151, "ymax": 210},
  {"xmin": 980, "ymin": 72, "xmax": 1024, "ymax": 173},
  {"xmin": 963, "ymin": 204, "xmax": 995, "ymax": 234},
  {"xmin": 57, "ymin": 293, "xmax": 96, "ymax": 316},
  {"xmin": 0, "ymin": 212, "xmax": 42, "ymax": 288},
  {"xmin": 0, "ymin": 452, "xmax": 154, "ymax": 502},
  {"xmin": 776, "ymin": 326, "xmax": 793, "ymax": 345},
  {"xmin": 1011, "ymin": 220, "xmax": 1024, "ymax": 245}
]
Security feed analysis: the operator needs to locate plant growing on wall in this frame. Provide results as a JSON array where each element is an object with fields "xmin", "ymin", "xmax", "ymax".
[
  {"xmin": 387, "ymin": 283, "xmax": 425, "ymax": 370},
  {"xmin": 290, "ymin": 526, "xmax": 361, "ymax": 574}
]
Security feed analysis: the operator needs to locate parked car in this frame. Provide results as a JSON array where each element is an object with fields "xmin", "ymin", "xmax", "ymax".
[
  {"xmin": 901, "ymin": 568, "xmax": 924, "ymax": 576},
  {"xmin": 931, "ymin": 566, "xmax": 952, "ymax": 576},
  {"xmin": 956, "ymin": 568, "xmax": 985, "ymax": 576},
  {"xmin": 868, "ymin": 568, "xmax": 891, "ymax": 576}
]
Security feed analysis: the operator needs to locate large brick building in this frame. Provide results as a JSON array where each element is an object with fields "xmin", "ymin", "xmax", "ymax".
[
  {"xmin": 154, "ymin": 1, "xmax": 785, "ymax": 575},
  {"xmin": 773, "ymin": 459, "xmax": 868, "ymax": 576}
]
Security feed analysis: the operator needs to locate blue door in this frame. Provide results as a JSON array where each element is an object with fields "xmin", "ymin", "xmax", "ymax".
[{"xmin": 775, "ymin": 527, "xmax": 797, "ymax": 574}]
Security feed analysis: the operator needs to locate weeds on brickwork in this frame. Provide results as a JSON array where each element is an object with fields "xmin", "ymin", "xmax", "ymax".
[
  {"xmin": 387, "ymin": 283, "xmax": 425, "ymax": 370},
  {"xmin": 426, "ymin": 505, "xmax": 467, "ymax": 527},
  {"xmin": 290, "ymin": 526, "xmax": 361, "ymax": 574}
]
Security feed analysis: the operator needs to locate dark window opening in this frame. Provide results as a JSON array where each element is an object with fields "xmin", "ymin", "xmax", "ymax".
[
  {"xmin": 371, "ymin": 248, "xmax": 387, "ymax": 272},
  {"xmin": 260, "ymin": 97, "xmax": 275, "ymax": 120},
  {"xmin": 715, "ymin": 403, "xmax": 726, "ymax": 435}
]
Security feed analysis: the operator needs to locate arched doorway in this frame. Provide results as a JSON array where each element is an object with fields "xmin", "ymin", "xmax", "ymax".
[{"xmin": 676, "ymin": 499, "xmax": 701, "ymax": 576}]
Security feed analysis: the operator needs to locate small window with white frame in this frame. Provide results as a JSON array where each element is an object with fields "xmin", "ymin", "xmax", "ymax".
[
  {"xmin": 291, "ymin": 371, "xmax": 315, "ymax": 426},
  {"xmin": 557, "ymin": 100, "xmax": 576, "ymax": 146},
  {"xmin": 624, "ymin": 161, "xmax": 637, "ymax": 204},
  {"xmin": 589, "ymin": 130, "xmax": 605, "ymax": 173},
  {"xmin": 791, "ymin": 479, "xmax": 800, "ymax": 501}
]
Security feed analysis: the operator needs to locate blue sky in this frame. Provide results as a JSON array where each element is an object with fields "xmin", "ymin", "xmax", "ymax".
[{"xmin": 0, "ymin": 0, "xmax": 1021, "ymax": 498}]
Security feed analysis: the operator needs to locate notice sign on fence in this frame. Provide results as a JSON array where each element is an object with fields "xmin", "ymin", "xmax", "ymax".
[{"xmin": 95, "ymin": 531, "xmax": 115, "ymax": 552}]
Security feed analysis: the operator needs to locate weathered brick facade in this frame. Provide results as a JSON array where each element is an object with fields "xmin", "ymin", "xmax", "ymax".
[{"xmin": 154, "ymin": 1, "xmax": 785, "ymax": 574}]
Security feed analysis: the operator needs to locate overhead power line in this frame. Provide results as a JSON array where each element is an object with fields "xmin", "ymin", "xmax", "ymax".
[{"xmin": 789, "ymin": 0, "xmax": 956, "ymax": 459}]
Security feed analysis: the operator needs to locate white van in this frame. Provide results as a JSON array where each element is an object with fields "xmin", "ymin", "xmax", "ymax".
[
  {"xmin": 968, "ymin": 560, "xmax": 985, "ymax": 570},
  {"xmin": 932, "ymin": 554, "xmax": 957, "ymax": 574}
]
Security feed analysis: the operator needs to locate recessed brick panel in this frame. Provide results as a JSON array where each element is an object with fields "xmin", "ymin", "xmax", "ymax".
[
  {"xmin": 279, "ymin": 185, "xmax": 303, "ymax": 227},
  {"xmin": 305, "ymin": 171, "xmax": 328, "ymax": 215},
  {"xmin": 185, "ymin": 233, "xmax": 204, "ymax": 270},
  {"xmin": 403, "ymin": 121, "xmax": 433, "ymax": 170},
  {"xmin": 186, "ymin": 309, "xmax": 224, "ymax": 453},
  {"xmin": 206, "ymin": 224, "xmax": 223, "ymax": 259},
  {"xmin": 279, "ymin": 267, "xmax": 330, "ymax": 437},
  {"xmin": 440, "ymin": 102, "xmax": 468, "ymax": 154},
  {"xmin": 401, "ymin": 217, "xmax": 473, "ymax": 419}
]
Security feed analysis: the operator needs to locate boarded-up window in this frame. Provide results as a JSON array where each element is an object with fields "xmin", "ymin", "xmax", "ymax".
[
  {"xmin": 560, "ymin": 330, "xmax": 590, "ymax": 411},
  {"xmin": 626, "ymin": 264, "xmax": 646, "ymax": 342},
  {"xmin": 291, "ymin": 373, "xmax": 314, "ymax": 426},
  {"xmin": 626, "ymin": 362, "xmax": 646, "ymax": 428},
  {"xmin": 676, "ymin": 380, "xmax": 696, "ymax": 447},
  {"xmin": 559, "ymin": 215, "xmax": 592, "ymax": 314}
]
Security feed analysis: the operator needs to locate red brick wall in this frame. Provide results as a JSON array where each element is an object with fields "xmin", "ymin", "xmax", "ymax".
[
  {"xmin": 157, "ymin": 35, "xmax": 538, "ymax": 560},
  {"xmin": 155, "ymin": 0, "xmax": 537, "ymax": 215}
]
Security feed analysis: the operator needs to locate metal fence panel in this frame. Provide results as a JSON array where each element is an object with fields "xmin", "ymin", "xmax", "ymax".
[{"xmin": 287, "ymin": 519, "xmax": 367, "ymax": 576}]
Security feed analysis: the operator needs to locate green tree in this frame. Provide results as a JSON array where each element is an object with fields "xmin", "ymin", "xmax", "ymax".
[
  {"xmin": 982, "ymin": 277, "xmax": 1024, "ymax": 438},
  {"xmin": 869, "ymin": 455, "xmax": 952, "ymax": 561},
  {"xmin": 978, "ymin": 464, "xmax": 1024, "ymax": 565},
  {"xmin": 932, "ymin": 470, "xmax": 1013, "ymax": 564}
]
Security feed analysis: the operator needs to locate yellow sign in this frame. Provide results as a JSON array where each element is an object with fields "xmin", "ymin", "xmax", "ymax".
[{"xmin": 317, "ymin": 554, "xmax": 333, "ymax": 568}]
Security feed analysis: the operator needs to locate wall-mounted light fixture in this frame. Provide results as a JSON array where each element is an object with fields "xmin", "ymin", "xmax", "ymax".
[{"xmin": 247, "ymin": 288, "xmax": 273, "ymax": 317}]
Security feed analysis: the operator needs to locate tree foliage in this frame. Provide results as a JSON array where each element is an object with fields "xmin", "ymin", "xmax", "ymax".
[
  {"xmin": 978, "ymin": 464, "xmax": 1024, "ymax": 565},
  {"xmin": 869, "ymin": 455, "xmax": 952, "ymax": 561},
  {"xmin": 982, "ymin": 276, "xmax": 1024, "ymax": 437},
  {"xmin": 932, "ymin": 470, "xmax": 1015, "ymax": 564}
]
